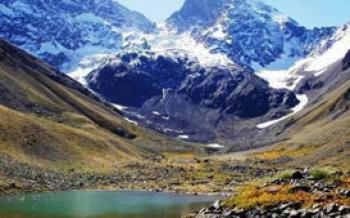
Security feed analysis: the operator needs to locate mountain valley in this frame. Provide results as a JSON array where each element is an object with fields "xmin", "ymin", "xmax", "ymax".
[
  {"xmin": 0, "ymin": 0, "xmax": 349, "ymax": 217},
  {"xmin": 1, "ymin": 0, "xmax": 347, "ymax": 148}
]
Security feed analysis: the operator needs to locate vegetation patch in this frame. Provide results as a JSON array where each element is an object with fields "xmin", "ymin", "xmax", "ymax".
[
  {"xmin": 255, "ymin": 144, "xmax": 321, "ymax": 161},
  {"xmin": 224, "ymin": 170, "xmax": 350, "ymax": 210}
]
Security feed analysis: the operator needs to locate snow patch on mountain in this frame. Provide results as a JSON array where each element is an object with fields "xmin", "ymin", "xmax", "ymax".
[
  {"xmin": 69, "ymin": 23, "xmax": 236, "ymax": 84},
  {"xmin": 210, "ymin": 24, "xmax": 227, "ymax": 41},
  {"xmin": 167, "ymin": 0, "xmax": 335, "ymax": 69},
  {"xmin": 69, "ymin": 54, "xmax": 117, "ymax": 85},
  {"xmin": 272, "ymin": 14, "xmax": 290, "ymax": 25},
  {"xmin": 0, "ymin": 0, "xmax": 155, "ymax": 70},
  {"xmin": 256, "ymin": 23, "xmax": 350, "ymax": 129},
  {"xmin": 207, "ymin": 144, "xmax": 225, "ymax": 149},
  {"xmin": 112, "ymin": 104, "xmax": 128, "ymax": 111},
  {"xmin": 292, "ymin": 24, "xmax": 350, "ymax": 76},
  {"xmin": 75, "ymin": 13, "xmax": 107, "ymax": 24},
  {"xmin": 124, "ymin": 118, "xmax": 138, "ymax": 126},
  {"xmin": 257, "ymin": 94, "xmax": 308, "ymax": 129},
  {"xmin": 257, "ymin": 69, "xmax": 303, "ymax": 91},
  {"xmin": 178, "ymin": 135, "xmax": 190, "ymax": 140},
  {"xmin": 123, "ymin": 24, "xmax": 234, "ymax": 67},
  {"xmin": 256, "ymin": 64, "xmax": 307, "ymax": 129}
]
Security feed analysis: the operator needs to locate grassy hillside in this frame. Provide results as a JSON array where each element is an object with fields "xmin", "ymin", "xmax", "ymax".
[
  {"xmin": 0, "ymin": 39, "xmax": 268, "ymax": 196},
  {"xmin": 252, "ymin": 68, "xmax": 350, "ymax": 170},
  {"xmin": 0, "ymin": 37, "xmax": 348, "ymax": 198},
  {"xmin": 0, "ymin": 39, "xmax": 194, "ymax": 173}
]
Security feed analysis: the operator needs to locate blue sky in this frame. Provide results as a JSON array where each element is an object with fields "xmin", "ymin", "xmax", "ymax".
[{"xmin": 118, "ymin": 0, "xmax": 350, "ymax": 28}]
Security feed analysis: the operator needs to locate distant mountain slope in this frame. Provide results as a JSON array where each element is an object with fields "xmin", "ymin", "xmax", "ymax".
[
  {"xmin": 257, "ymin": 72, "xmax": 350, "ymax": 169},
  {"xmin": 167, "ymin": 0, "xmax": 335, "ymax": 70},
  {"xmin": 0, "ymin": 0, "xmax": 155, "ymax": 71},
  {"xmin": 0, "ymin": 39, "xmax": 191, "ymax": 171},
  {"xmin": 84, "ymin": 51, "xmax": 299, "ymax": 144},
  {"xmin": 0, "ymin": 0, "xmax": 347, "ymax": 152},
  {"xmin": 250, "ymin": 28, "xmax": 350, "ymax": 169},
  {"xmin": 0, "ymin": 0, "xmax": 334, "ymax": 74},
  {"xmin": 256, "ymin": 23, "xmax": 350, "ymax": 102},
  {"xmin": 66, "ymin": 0, "xmax": 340, "ymax": 147}
]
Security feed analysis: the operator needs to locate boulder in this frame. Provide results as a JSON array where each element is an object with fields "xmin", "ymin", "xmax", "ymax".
[{"xmin": 291, "ymin": 171, "xmax": 304, "ymax": 180}]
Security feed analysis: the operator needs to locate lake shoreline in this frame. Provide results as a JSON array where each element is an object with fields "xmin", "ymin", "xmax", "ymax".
[
  {"xmin": 0, "ymin": 155, "xmax": 275, "ymax": 199},
  {"xmin": 1, "ymin": 157, "xmax": 349, "ymax": 218},
  {"xmin": 0, "ymin": 185, "xmax": 230, "ymax": 198},
  {"xmin": 0, "ymin": 190, "xmax": 220, "ymax": 218}
]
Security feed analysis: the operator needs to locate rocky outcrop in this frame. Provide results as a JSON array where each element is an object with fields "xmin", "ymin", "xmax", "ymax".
[
  {"xmin": 295, "ymin": 74, "xmax": 324, "ymax": 94},
  {"xmin": 343, "ymin": 50, "xmax": 350, "ymax": 71},
  {"xmin": 87, "ymin": 52, "xmax": 299, "ymax": 142},
  {"xmin": 186, "ymin": 202, "xmax": 350, "ymax": 218},
  {"xmin": 186, "ymin": 170, "xmax": 350, "ymax": 218}
]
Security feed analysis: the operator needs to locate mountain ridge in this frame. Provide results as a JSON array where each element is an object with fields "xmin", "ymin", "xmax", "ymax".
[
  {"xmin": 167, "ymin": 0, "xmax": 336, "ymax": 69},
  {"xmin": 0, "ymin": 0, "xmax": 155, "ymax": 70},
  {"xmin": 0, "ymin": 0, "xmax": 349, "ymax": 150},
  {"xmin": 0, "ymin": 38, "xmax": 195, "ymax": 172},
  {"xmin": 0, "ymin": 2, "xmax": 349, "ymax": 210},
  {"xmin": 85, "ymin": 51, "xmax": 300, "ymax": 143}
]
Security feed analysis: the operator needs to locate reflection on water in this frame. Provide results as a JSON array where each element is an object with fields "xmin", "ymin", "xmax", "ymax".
[{"xmin": 0, "ymin": 191, "xmax": 219, "ymax": 218}]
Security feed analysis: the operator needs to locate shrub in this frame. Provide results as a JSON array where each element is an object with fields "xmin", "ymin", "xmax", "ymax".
[
  {"xmin": 277, "ymin": 170, "xmax": 294, "ymax": 180},
  {"xmin": 310, "ymin": 169, "xmax": 329, "ymax": 180}
]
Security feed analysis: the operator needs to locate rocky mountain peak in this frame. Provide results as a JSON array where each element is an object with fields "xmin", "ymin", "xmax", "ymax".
[
  {"xmin": 0, "ymin": 0, "xmax": 155, "ymax": 70},
  {"xmin": 0, "ymin": 0, "xmax": 344, "ymax": 145},
  {"xmin": 167, "ymin": 0, "xmax": 335, "ymax": 69},
  {"xmin": 167, "ymin": 0, "xmax": 293, "ymax": 32},
  {"xmin": 167, "ymin": 0, "xmax": 226, "ymax": 31}
]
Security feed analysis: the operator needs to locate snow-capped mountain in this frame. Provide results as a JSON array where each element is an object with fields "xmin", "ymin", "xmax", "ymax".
[
  {"xmin": 257, "ymin": 23, "xmax": 350, "ymax": 93},
  {"xmin": 1, "ymin": 0, "xmax": 348, "ymax": 146},
  {"xmin": 255, "ymin": 23, "xmax": 350, "ymax": 128},
  {"xmin": 297, "ymin": 23, "xmax": 350, "ymax": 96},
  {"xmin": 0, "ymin": 0, "xmax": 335, "ymax": 74},
  {"xmin": 0, "ymin": 0, "xmax": 155, "ymax": 71},
  {"xmin": 292, "ymin": 23, "xmax": 350, "ymax": 78},
  {"xmin": 68, "ymin": 0, "xmax": 344, "ymax": 144},
  {"xmin": 167, "ymin": 0, "xmax": 335, "ymax": 70},
  {"xmin": 85, "ymin": 51, "xmax": 299, "ymax": 142},
  {"xmin": 70, "ymin": 23, "xmax": 237, "ymax": 86}
]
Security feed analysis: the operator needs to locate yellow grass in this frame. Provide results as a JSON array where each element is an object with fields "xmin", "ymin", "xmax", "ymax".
[{"xmin": 225, "ymin": 175, "xmax": 350, "ymax": 209}]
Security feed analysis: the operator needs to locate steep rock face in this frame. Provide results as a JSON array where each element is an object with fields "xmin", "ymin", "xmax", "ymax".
[
  {"xmin": 88, "ymin": 53, "xmax": 190, "ymax": 107},
  {"xmin": 0, "ymin": 0, "xmax": 155, "ymax": 70},
  {"xmin": 343, "ymin": 50, "xmax": 350, "ymax": 71},
  {"xmin": 167, "ymin": 0, "xmax": 226, "ymax": 32},
  {"xmin": 86, "ymin": 52, "xmax": 299, "ymax": 142},
  {"xmin": 283, "ymin": 23, "xmax": 350, "ymax": 99},
  {"xmin": 167, "ymin": 0, "xmax": 335, "ymax": 69}
]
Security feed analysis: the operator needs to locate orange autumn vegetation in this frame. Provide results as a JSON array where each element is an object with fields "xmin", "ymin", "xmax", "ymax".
[
  {"xmin": 255, "ymin": 144, "xmax": 320, "ymax": 161},
  {"xmin": 225, "ymin": 177, "xmax": 350, "ymax": 209}
]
